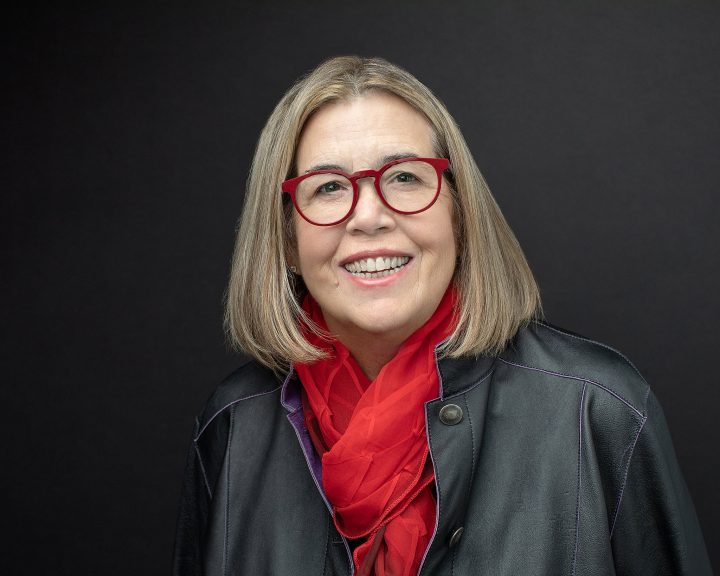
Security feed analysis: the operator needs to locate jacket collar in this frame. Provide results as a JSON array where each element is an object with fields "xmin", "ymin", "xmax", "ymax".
[
  {"xmin": 280, "ymin": 350, "xmax": 498, "ymax": 412},
  {"xmin": 435, "ymin": 351, "xmax": 497, "ymax": 399},
  {"xmin": 280, "ymin": 367, "xmax": 301, "ymax": 413}
]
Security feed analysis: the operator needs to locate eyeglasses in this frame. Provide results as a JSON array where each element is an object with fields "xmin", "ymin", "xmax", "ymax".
[{"xmin": 282, "ymin": 157, "xmax": 450, "ymax": 226}]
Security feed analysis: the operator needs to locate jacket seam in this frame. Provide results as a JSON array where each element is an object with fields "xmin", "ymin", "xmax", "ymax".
[
  {"xmin": 534, "ymin": 321, "xmax": 648, "ymax": 385},
  {"xmin": 192, "ymin": 416, "xmax": 214, "ymax": 499},
  {"xmin": 609, "ymin": 414, "xmax": 647, "ymax": 538},
  {"xmin": 572, "ymin": 382, "xmax": 588, "ymax": 576},
  {"xmin": 223, "ymin": 403, "xmax": 236, "ymax": 576},
  {"xmin": 462, "ymin": 393, "xmax": 476, "ymax": 503},
  {"xmin": 450, "ymin": 541, "xmax": 457, "ymax": 576},
  {"xmin": 496, "ymin": 358, "xmax": 644, "ymax": 418},
  {"xmin": 195, "ymin": 384, "xmax": 283, "ymax": 440},
  {"xmin": 419, "ymin": 410, "xmax": 442, "ymax": 575},
  {"xmin": 194, "ymin": 441, "xmax": 213, "ymax": 499},
  {"xmin": 427, "ymin": 416, "xmax": 444, "ymax": 526},
  {"xmin": 322, "ymin": 515, "xmax": 330, "ymax": 576}
]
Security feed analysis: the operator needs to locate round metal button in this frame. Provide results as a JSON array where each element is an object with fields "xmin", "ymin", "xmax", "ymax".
[
  {"xmin": 448, "ymin": 526, "xmax": 464, "ymax": 548},
  {"xmin": 439, "ymin": 403, "xmax": 463, "ymax": 425}
]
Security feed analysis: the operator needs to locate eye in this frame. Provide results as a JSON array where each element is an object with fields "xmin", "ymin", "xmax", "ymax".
[
  {"xmin": 319, "ymin": 181, "xmax": 340, "ymax": 193},
  {"xmin": 394, "ymin": 172, "xmax": 417, "ymax": 183},
  {"xmin": 316, "ymin": 180, "xmax": 345, "ymax": 195}
]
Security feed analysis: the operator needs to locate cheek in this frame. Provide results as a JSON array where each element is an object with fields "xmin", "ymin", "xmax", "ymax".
[
  {"xmin": 431, "ymin": 197, "xmax": 457, "ymax": 259},
  {"xmin": 438, "ymin": 230, "xmax": 458, "ymax": 276},
  {"xmin": 295, "ymin": 221, "xmax": 339, "ymax": 274}
]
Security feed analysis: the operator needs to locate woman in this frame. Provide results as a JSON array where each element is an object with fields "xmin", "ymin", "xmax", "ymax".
[{"xmin": 174, "ymin": 56, "xmax": 711, "ymax": 575}]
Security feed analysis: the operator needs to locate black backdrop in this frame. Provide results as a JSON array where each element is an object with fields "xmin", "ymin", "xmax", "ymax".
[{"xmin": 4, "ymin": 1, "xmax": 719, "ymax": 574}]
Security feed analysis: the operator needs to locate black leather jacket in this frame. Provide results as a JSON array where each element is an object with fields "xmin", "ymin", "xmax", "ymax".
[{"xmin": 173, "ymin": 321, "xmax": 712, "ymax": 575}]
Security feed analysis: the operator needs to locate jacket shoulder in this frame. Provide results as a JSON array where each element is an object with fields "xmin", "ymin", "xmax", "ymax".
[
  {"xmin": 196, "ymin": 356, "xmax": 285, "ymax": 438},
  {"xmin": 500, "ymin": 320, "xmax": 650, "ymax": 416}
]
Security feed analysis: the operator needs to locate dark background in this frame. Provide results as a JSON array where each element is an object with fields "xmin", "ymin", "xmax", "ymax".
[{"xmin": 4, "ymin": 1, "xmax": 718, "ymax": 573}]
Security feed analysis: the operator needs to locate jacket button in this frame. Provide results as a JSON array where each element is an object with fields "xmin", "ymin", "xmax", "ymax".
[
  {"xmin": 449, "ymin": 526, "xmax": 464, "ymax": 548},
  {"xmin": 439, "ymin": 403, "xmax": 463, "ymax": 425}
]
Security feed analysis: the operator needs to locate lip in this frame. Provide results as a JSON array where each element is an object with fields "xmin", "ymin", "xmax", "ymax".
[
  {"xmin": 339, "ymin": 249, "xmax": 413, "ymax": 267},
  {"xmin": 339, "ymin": 249, "xmax": 413, "ymax": 287}
]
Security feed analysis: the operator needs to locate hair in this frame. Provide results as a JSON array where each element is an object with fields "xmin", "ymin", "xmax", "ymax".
[{"xmin": 224, "ymin": 55, "xmax": 543, "ymax": 373}]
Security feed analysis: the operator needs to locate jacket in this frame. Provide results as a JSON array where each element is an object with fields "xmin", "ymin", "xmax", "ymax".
[{"xmin": 173, "ymin": 320, "xmax": 712, "ymax": 575}]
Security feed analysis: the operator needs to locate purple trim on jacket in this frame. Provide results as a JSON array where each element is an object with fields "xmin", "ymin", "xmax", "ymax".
[{"xmin": 280, "ymin": 367, "xmax": 329, "ymax": 509}]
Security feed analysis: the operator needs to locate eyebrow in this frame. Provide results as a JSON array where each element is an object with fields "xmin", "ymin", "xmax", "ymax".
[{"xmin": 304, "ymin": 151, "xmax": 422, "ymax": 174}]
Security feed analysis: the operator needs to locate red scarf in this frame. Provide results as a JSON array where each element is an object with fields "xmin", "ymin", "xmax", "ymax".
[{"xmin": 295, "ymin": 288, "xmax": 456, "ymax": 576}]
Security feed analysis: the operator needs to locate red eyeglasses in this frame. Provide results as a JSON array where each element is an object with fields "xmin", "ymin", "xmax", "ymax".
[{"xmin": 281, "ymin": 157, "xmax": 450, "ymax": 226}]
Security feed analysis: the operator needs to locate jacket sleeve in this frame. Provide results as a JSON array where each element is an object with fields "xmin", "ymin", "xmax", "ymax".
[
  {"xmin": 610, "ymin": 389, "xmax": 713, "ymax": 575},
  {"xmin": 173, "ymin": 419, "xmax": 209, "ymax": 576}
]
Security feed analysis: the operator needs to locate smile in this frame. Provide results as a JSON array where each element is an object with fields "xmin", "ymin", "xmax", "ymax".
[{"xmin": 343, "ymin": 256, "xmax": 410, "ymax": 278}]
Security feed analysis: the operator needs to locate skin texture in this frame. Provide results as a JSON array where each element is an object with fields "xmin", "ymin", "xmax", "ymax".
[{"xmin": 292, "ymin": 91, "xmax": 457, "ymax": 379}]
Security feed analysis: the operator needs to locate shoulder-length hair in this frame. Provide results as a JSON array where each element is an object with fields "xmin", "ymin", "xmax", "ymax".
[{"xmin": 224, "ymin": 56, "xmax": 542, "ymax": 373}]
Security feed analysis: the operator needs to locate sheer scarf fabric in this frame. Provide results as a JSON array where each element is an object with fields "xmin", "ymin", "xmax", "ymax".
[{"xmin": 296, "ymin": 288, "xmax": 456, "ymax": 576}]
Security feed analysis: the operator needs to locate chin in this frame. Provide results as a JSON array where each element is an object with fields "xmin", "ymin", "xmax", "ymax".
[{"xmin": 348, "ymin": 310, "xmax": 411, "ymax": 337}]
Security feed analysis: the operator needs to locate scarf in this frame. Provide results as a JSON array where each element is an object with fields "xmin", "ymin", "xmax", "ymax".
[{"xmin": 295, "ymin": 287, "xmax": 456, "ymax": 576}]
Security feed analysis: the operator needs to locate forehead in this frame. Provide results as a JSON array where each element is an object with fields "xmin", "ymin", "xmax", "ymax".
[{"xmin": 295, "ymin": 91, "xmax": 435, "ymax": 171}]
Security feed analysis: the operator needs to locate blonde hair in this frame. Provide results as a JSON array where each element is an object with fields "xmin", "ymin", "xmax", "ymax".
[{"xmin": 224, "ymin": 56, "xmax": 542, "ymax": 372}]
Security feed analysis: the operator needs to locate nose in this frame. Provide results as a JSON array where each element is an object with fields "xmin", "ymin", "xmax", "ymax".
[{"xmin": 345, "ymin": 177, "xmax": 396, "ymax": 234}]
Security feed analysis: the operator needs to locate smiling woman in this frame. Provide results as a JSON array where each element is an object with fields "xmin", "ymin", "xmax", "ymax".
[
  {"xmin": 173, "ymin": 57, "xmax": 711, "ymax": 576},
  {"xmin": 289, "ymin": 93, "xmax": 457, "ymax": 379}
]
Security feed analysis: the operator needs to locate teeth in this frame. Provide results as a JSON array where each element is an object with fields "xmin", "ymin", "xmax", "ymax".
[{"xmin": 344, "ymin": 256, "xmax": 409, "ymax": 277}]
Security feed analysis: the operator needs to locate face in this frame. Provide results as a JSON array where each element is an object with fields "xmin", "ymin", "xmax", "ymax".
[{"xmin": 292, "ymin": 91, "xmax": 457, "ymax": 347}]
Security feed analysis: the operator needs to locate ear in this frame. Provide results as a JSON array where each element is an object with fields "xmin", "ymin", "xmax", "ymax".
[{"xmin": 285, "ymin": 250, "xmax": 301, "ymax": 276}]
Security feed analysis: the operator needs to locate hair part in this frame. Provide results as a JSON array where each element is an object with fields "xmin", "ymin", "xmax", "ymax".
[{"xmin": 224, "ymin": 56, "xmax": 543, "ymax": 373}]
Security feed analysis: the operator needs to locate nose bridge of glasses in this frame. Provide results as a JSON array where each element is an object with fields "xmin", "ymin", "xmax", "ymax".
[
  {"xmin": 351, "ymin": 168, "xmax": 383, "ymax": 198},
  {"xmin": 352, "ymin": 173, "xmax": 385, "ymax": 212}
]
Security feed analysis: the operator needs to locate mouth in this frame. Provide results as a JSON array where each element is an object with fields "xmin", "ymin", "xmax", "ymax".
[{"xmin": 343, "ymin": 255, "xmax": 411, "ymax": 279}]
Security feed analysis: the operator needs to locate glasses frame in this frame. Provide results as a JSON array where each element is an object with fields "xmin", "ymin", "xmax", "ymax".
[{"xmin": 281, "ymin": 157, "xmax": 450, "ymax": 227}]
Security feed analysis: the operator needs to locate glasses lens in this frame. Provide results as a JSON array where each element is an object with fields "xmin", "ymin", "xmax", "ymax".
[
  {"xmin": 379, "ymin": 160, "xmax": 440, "ymax": 212},
  {"xmin": 295, "ymin": 173, "xmax": 353, "ymax": 224}
]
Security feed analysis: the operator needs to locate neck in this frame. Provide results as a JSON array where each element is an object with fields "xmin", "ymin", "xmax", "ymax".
[
  {"xmin": 325, "ymin": 322, "xmax": 410, "ymax": 380},
  {"xmin": 344, "ymin": 339, "xmax": 398, "ymax": 381}
]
